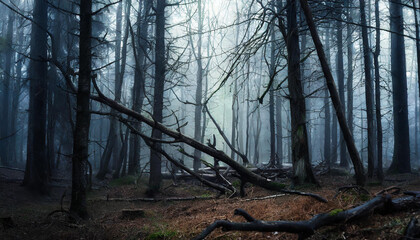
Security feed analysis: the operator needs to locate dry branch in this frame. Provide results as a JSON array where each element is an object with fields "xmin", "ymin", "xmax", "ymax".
[
  {"xmin": 194, "ymin": 192, "xmax": 420, "ymax": 239},
  {"xmin": 90, "ymin": 196, "xmax": 214, "ymax": 202}
]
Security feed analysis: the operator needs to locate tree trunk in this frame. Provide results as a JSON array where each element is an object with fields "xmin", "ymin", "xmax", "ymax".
[
  {"xmin": 414, "ymin": 0, "xmax": 420, "ymax": 96},
  {"xmin": 0, "ymin": 11, "xmax": 14, "ymax": 167},
  {"xmin": 388, "ymin": 0, "xmax": 411, "ymax": 173},
  {"xmin": 346, "ymin": 0, "xmax": 354, "ymax": 156},
  {"xmin": 148, "ymin": 0, "xmax": 166, "ymax": 194},
  {"xmin": 299, "ymin": 0, "xmax": 365, "ymax": 186},
  {"xmin": 324, "ymin": 23, "xmax": 331, "ymax": 167},
  {"xmin": 269, "ymin": 8, "xmax": 276, "ymax": 166},
  {"xmin": 359, "ymin": 0, "xmax": 376, "ymax": 178},
  {"xmin": 96, "ymin": 1, "xmax": 123, "ymax": 180},
  {"xmin": 336, "ymin": 2, "xmax": 348, "ymax": 168},
  {"xmin": 286, "ymin": 0, "xmax": 317, "ymax": 185},
  {"xmin": 69, "ymin": 0, "xmax": 92, "ymax": 219},
  {"xmin": 374, "ymin": 0, "xmax": 383, "ymax": 181},
  {"xmin": 128, "ymin": 0, "xmax": 151, "ymax": 175},
  {"xmin": 23, "ymin": 0, "xmax": 49, "ymax": 193},
  {"xmin": 193, "ymin": 0, "xmax": 204, "ymax": 171}
]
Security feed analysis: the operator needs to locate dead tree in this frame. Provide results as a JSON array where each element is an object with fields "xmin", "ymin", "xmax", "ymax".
[{"xmin": 299, "ymin": 0, "xmax": 365, "ymax": 186}]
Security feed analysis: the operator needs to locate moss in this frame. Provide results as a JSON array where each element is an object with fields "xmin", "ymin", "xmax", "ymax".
[
  {"xmin": 200, "ymin": 193, "xmax": 212, "ymax": 198},
  {"xmin": 109, "ymin": 175, "xmax": 137, "ymax": 187},
  {"xmin": 359, "ymin": 194, "xmax": 370, "ymax": 201},
  {"xmin": 145, "ymin": 230, "xmax": 177, "ymax": 240},
  {"xmin": 297, "ymin": 125, "xmax": 304, "ymax": 138},
  {"xmin": 328, "ymin": 209, "xmax": 344, "ymax": 216}
]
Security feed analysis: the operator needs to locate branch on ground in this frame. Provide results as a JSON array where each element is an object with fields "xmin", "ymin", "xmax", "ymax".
[{"xmin": 194, "ymin": 192, "xmax": 420, "ymax": 239}]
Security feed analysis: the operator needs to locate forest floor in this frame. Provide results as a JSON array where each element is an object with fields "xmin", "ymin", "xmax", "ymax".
[{"xmin": 1, "ymin": 167, "xmax": 420, "ymax": 240}]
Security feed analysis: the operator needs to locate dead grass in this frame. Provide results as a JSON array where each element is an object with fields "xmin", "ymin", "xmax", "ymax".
[{"xmin": 1, "ymin": 174, "xmax": 419, "ymax": 239}]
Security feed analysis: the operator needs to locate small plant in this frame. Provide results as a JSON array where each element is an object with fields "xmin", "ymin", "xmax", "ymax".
[{"xmin": 328, "ymin": 208, "xmax": 344, "ymax": 216}]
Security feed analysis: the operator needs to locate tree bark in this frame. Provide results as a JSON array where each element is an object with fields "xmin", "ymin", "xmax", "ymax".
[
  {"xmin": 193, "ymin": 0, "xmax": 204, "ymax": 171},
  {"xmin": 148, "ymin": 0, "xmax": 166, "ymax": 194},
  {"xmin": 286, "ymin": 0, "xmax": 317, "ymax": 185},
  {"xmin": 96, "ymin": 1, "xmax": 123, "ymax": 180},
  {"xmin": 359, "ymin": 0, "xmax": 376, "ymax": 178},
  {"xmin": 69, "ymin": 0, "xmax": 92, "ymax": 219},
  {"xmin": 299, "ymin": 0, "xmax": 365, "ymax": 186},
  {"xmin": 374, "ymin": 0, "xmax": 383, "ymax": 181},
  {"xmin": 388, "ymin": 0, "xmax": 411, "ymax": 173},
  {"xmin": 23, "ymin": 0, "xmax": 49, "ymax": 193},
  {"xmin": 336, "ymin": 2, "xmax": 348, "ymax": 168},
  {"xmin": 128, "ymin": 0, "xmax": 151, "ymax": 175}
]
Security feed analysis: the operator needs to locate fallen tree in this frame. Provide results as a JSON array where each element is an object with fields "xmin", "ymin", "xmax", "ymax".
[
  {"xmin": 87, "ymin": 78, "xmax": 327, "ymax": 203},
  {"xmin": 193, "ymin": 191, "xmax": 420, "ymax": 239}
]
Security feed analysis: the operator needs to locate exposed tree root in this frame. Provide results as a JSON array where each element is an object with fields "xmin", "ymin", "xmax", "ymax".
[
  {"xmin": 333, "ymin": 185, "xmax": 370, "ymax": 199},
  {"xmin": 193, "ymin": 192, "xmax": 420, "ymax": 239}
]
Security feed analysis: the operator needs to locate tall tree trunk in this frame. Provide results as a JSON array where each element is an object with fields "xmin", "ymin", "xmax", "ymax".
[
  {"xmin": 230, "ymin": 0, "xmax": 240, "ymax": 161},
  {"xmin": 193, "ymin": 0, "xmax": 203, "ymax": 171},
  {"xmin": 414, "ymin": 0, "xmax": 420, "ymax": 95},
  {"xmin": 96, "ymin": 1, "xmax": 123, "ymax": 180},
  {"xmin": 336, "ymin": 2, "xmax": 348, "ymax": 168},
  {"xmin": 276, "ymin": 94, "xmax": 283, "ymax": 166},
  {"xmin": 128, "ymin": 0, "xmax": 151, "ymax": 175},
  {"xmin": 269, "ymin": 8, "xmax": 276, "ymax": 166},
  {"xmin": 359, "ymin": 0, "xmax": 376, "ymax": 178},
  {"xmin": 148, "ymin": 0, "xmax": 166, "ymax": 194},
  {"xmin": 346, "ymin": 0, "xmax": 354, "ymax": 154},
  {"xmin": 299, "ymin": 0, "xmax": 366, "ymax": 186},
  {"xmin": 286, "ymin": 0, "xmax": 317, "ymax": 185},
  {"xmin": 324, "ymin": 23, "xmax": 331, "ymax": 168},
  {"xmin": 69, "ymin": 0, "xmax": 92, "ymax": 219},
  {"xmin": 10, "ymin": 20, "xmax": 24, "ymax": 166},
  {"xmin": 0, "ymin": 10, "xmax": 14, "ymax": 167},
  {"xmin": 23, "ymin": 0, "xmax": 49, "ymax": 193},
  {"xmin": 388, "ymin": 0, "xmax": 411, "ymax": 173},
  {"xmin": 374, "ymin": 0, "xmax": 383, "ymax": 181}
]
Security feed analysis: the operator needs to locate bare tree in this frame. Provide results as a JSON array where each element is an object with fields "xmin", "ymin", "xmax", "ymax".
[{"xmin": 69, "ymin": 0, "xmax": 92, "ymax": 219}]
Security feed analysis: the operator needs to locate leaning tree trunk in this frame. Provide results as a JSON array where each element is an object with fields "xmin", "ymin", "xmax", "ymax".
[
  {"xmin": 388, "ymin": 0, "xmax": 411, "ymax": 173},
  {"xmin": 286, "ymin": 0, "xmax": 318, "ymax": 186},
  {"xmin": 299, "ymin": 0, "xmax": 365, "ymax": 186}
]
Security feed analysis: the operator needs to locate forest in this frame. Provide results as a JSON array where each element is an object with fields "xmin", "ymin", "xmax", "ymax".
[{"xmin": 0, "ymin": 0, "xmax": 420, "ymax": 239}]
